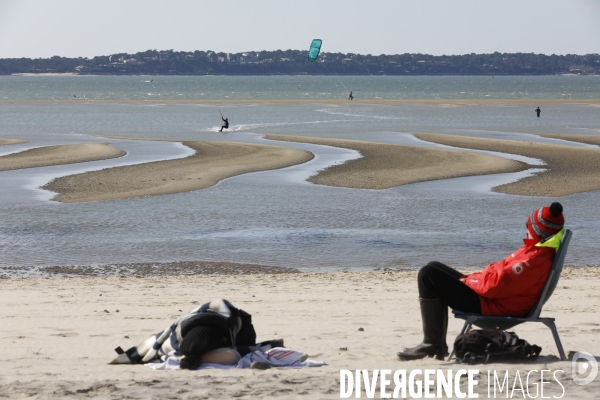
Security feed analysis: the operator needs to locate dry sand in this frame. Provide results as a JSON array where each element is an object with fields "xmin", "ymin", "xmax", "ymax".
[
  {"xmin": 0, "ymin": 143, "xmax": 125, "ymax": 172},
  {"xmin": 1, "ymin": 268, "xmax": 599, "ymax": 399},
  {"xmin": 0, "ymin": 138, "xmax": 28, "ymax": 146},
  {"xmin": 415, "ymin": 133, "xmax": 600, "ymax": 197},
  {"xmin": 267, "ymin": 134, "xmax": 527, "ymax": 189},
  {"xmin": 43, "ymin": 141, "xmax": 313, "ymax": 203}
]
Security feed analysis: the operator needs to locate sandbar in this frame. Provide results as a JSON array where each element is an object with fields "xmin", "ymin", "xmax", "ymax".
[
  {"xmin": 266, "ymin": 134, "xmax": 527, "ymax": 189},
  {"xmin": 0, "ymin": 268, "xmax": 598, "ymax": 398},
  {"xmin": 415, "ymin": 133, "xmax": 600, "ymax": 197},
  {"xmin": 0, "ymin": 143, "xmax": 125, "ymax": 172},
  {"xmin": 3, "ymin": 99, "xmax": 600, "ymax": 106},
  {"xmin": 0, "ymin": 138, "xmax": 28, "ymax": 146},
  {"xmin": 43, "ymin": 141, "xmax": 313, "ymax": 203},
  {"xmin": 541, "ymin": 134, "xmax": 600, "ymax": 146}
]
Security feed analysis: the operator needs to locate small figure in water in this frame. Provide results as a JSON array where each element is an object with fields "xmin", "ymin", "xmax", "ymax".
[
  {"xmin": 535, "ymin": 107, "xmax": 541, "ymax": 118},
  {"xmin": 348, "ymin": 91, "xmax": 354, "ymax": 101},
  {"xmin": 219, "ymin": 116, "xmax": 229, "ymax": 132}
]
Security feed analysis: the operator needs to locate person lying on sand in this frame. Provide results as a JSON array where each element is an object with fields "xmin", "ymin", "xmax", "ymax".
[
  {"xmin": 397, "ymin": 203, "xmax": 565, "ymax": 361},
  {"xmin": 110, "ymin": 299, "xmax": 283, "ymax": 369}
]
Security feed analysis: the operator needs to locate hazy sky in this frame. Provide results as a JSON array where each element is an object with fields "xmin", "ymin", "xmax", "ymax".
[{"xmin": 1, "ymin": 0, "xmax": 599, "ymax": 58}]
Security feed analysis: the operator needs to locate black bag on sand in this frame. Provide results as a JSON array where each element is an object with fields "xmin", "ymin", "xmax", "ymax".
[{"xmin": 453, "ymin": 329, "xmax": 542, "ymax": 364}]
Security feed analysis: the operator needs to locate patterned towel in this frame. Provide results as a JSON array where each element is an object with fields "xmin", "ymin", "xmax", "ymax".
[
  {"xmin": 110, "ymin": 299, "xmax": 252, "ymax": 364},
  {"xmin": 147, "ymin": 348, "xmax": 326, "ymax": 370}
]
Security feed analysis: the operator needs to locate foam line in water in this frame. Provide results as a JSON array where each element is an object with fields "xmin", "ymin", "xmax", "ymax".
[
  {"xmin": 204, "ymin": 119, "xmax": 352, "ymax": 133},
  {"xmin": 315, "ymin": 107, "xmax": 407, "ymax": 120}
]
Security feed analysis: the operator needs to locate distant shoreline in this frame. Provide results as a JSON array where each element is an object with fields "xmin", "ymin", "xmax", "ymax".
[
  {"xmin": 8, "ymin": 72, "xmax": 599, "ymax": 77},
  {"xmin": 3, "ymin": 50, "xmax": 598, "ymax": 76},
  {"xmin": 10, "ymin": 72, "xmax": 79, "ymax": 76}
]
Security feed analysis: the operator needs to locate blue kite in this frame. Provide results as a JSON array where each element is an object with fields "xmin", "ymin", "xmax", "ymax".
[{"xmin": 307, "ymin": 39, "xmax": 322, "ymax": 62}]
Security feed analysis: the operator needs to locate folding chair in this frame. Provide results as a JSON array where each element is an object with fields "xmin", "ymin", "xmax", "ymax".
[{"xmin": 448, "ymin": 229, "xmax": 572, "ymax": 361}]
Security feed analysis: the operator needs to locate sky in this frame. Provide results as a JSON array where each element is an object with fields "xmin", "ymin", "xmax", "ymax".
[{"xmin": 1, "ymin": 0, "xmax": 599, "ymax": 59}]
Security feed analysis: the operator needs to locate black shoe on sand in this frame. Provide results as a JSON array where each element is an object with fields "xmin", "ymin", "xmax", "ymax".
[{"xmin": 396, "ymin": 298, "xmax": 448, "ymax": 361}]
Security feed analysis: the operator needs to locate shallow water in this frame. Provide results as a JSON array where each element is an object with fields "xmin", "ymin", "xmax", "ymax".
[
  {"xmin": 3, "ymin": 75, "xmax": 600, "ymax": 101},
  {"xmin": 1, "ymin": 76, "xmax": 599, "ymax": 274}
]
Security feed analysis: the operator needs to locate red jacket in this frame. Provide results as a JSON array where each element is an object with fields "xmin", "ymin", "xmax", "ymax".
[{"xmin": 463, "ymin": 238, "xmax": 557, "ymax": 317}]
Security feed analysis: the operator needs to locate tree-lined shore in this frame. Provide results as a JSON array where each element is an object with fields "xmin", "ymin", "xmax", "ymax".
[{"xmin": 2, "ymin": 49, "xmax": 599, "ymax": 75}]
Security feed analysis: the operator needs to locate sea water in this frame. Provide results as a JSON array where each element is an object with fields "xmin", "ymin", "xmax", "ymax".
[{"xmin": 0, "ymin": 75, "xmax": 599, "ymax": 274}]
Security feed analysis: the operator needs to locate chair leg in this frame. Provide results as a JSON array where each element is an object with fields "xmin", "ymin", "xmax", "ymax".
[
  {"xmin": 542, "ymin": 320, "xmax": 566, "ymax": 361},
  {"xmin": 447, "ymin": 317, "xmax": 475, "ymax": 361}
]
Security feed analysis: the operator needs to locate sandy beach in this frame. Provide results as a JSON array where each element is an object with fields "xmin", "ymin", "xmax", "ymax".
[
  {"xmin": 43, "ymin": 141, "xmax": 313, "ymax": 203},
  {"xmin": 267, "ymin": 135, "xmax": 527, "ymax": 189},
  {"xmin": 1, "ymin": 268, "xmax": 599, "ymax": 399},
  {"xmin": 0, "ymin": 143, "xmax": 125, "ymax": 172},
  {"xmin": 415, "ymin": 133, "xmax": 600, "ymax": 197}
]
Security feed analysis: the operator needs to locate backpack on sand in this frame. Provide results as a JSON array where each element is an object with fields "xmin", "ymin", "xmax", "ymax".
[{"xmin": 453, "ymin": 329, "xmax": 542, "ymax": 364}]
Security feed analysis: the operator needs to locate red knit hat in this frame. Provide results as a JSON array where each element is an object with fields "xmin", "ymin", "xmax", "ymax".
[{"xmin": 527, "ymin": 202, "xmax": 564, "ymax": 240}]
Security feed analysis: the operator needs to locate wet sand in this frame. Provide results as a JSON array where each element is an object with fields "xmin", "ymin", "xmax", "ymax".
[
  {"xmin": 43, "ymin": 141, "xmax": 313, "ymax": 203},
  {"xmin": 6, "ymin": 133, "xmax": 600, "ymax": 202},
  {"xmin": 415, "ymin": 133, "xmax": 600, "ymax": 197},
  {"xmin": 266, "ymin": 134, "xmax": 527, "ymax": 189},
  {"xmin": 1, "ymin": 268, "xmax": 598, "ymax": 399},
  {"xmin": 0, "ymin": 138, "xmax": 28, "ymax": 146},
  {"xmin": 0, "ymin": 143, "xmax": 125, "ymax": 172},
  {"xmin": 3, "ymin": 99, "xmax": 600, "ymax": 106},
  {"xmin": 541, "ymin": 134, "xmax": 600, "ymax": 146},
  {"xmin": 0, "ymin": 261, "xmax": 298, "ymax": 279}
]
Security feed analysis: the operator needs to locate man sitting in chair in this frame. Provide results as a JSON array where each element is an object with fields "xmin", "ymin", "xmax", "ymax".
[{"xmin": 397, "ymin": 203, "xmax": 564, "ymax": 361}]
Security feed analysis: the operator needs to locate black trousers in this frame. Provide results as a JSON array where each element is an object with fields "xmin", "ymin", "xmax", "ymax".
[{"xmin": 417, "ymin": 261, "xmax": 482, "ymax": 314}]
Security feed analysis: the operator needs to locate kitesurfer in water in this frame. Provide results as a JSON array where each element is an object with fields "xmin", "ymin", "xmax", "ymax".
[
  {"xmin": 348, "ymin": 91, "xmax": 354, "ymax": 101},
  {"xmin": 535, "ymin": 107, "xmax": 541, "ymax": 118},
  {"xmin": 219, "ymin": 116, "xmax": 229, "ymax": 132}
]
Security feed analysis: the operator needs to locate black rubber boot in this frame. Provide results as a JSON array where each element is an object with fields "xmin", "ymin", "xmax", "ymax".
[{"xmin": 397, "ymin": 298, "xmax": 448, "ymax": 360}]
